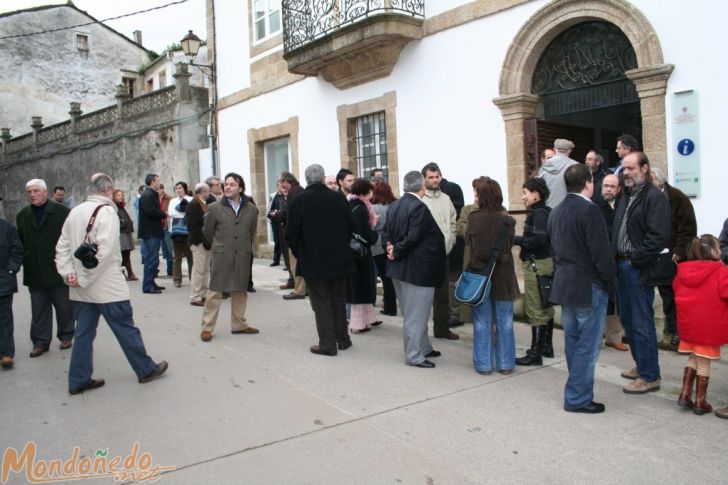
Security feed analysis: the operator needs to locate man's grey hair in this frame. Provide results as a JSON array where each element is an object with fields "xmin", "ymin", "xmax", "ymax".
[
  {"xmin": 304, "ymin": 164, "xmax": 326, "ymax": 186},
  {"xmin": 194, "ymin": 182, "xmax": 209, "ymax": 194},
  {"xmin": 205, "ymin": 176, "xmax": 221, "ymax": 185},
  {"xmin": 26, "ymin": 178, "xmax": 47, "ymax": 190},
  {"xmin": 589, "ymin": 151, "xmax": 604, "ymax": 165},
  {"xmin": 88, "ymin": 173, "xmax": 113, "ymax": 195},
  {"xmin": 651, "ymin": 166, "xmax": 667, "ymax": 185},
  {"xmin": 402, "ymin": 171, "xmax": 424, "ymax": 193}
]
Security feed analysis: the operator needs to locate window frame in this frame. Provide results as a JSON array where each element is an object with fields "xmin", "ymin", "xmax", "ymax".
[{"xmin": 252, "ymin": 0, "xmax": 282, "ymax": 45}]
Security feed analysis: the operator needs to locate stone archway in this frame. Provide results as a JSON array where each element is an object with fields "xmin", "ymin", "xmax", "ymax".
[{"xmin": 493, "ymin": 0, "xmax": 673, "ymax": 208}]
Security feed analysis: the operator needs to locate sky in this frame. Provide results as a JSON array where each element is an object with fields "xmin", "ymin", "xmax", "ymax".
[{"xmin": 0, "ymin": 0, "xmax": 207, "ymax": 54}]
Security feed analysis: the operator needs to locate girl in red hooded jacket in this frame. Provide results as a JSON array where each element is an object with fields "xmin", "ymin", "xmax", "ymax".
[{"xmin": 673, "ymin": 234, "xmax": 728, "ymax": 417}]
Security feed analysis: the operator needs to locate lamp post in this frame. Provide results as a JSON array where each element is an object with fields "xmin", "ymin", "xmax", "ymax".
[{"xmin": 180, "ymin": 29, "xmax": 217, "ymax": 176}]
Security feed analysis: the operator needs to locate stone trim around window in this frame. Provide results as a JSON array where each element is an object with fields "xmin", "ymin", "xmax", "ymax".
[
  {"xmin": 336, "ymin": 91, "xmax": 399, "ymax": 196},
  {"xmin": 247, "ymin": 116, "xmax": 299, "ymax": 249}
]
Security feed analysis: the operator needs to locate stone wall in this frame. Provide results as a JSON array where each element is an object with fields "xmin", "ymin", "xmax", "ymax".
[
  {"xmin": 0, "ymin": 5, "xmax": 151, "ymax": 137},
  {"xmin": 0, "ymin": 66, "xmax": 209, "ymax": 220}
]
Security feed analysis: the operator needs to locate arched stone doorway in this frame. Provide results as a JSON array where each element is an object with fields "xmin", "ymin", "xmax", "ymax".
[{"xmin": 493, "ymin": 0, "xmax": 673, "ymax": 209}]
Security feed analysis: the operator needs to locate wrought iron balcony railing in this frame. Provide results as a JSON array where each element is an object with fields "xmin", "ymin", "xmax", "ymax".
[{"xmin": 283, "ymin": 0, "xmax": 425, "ymax": 53}]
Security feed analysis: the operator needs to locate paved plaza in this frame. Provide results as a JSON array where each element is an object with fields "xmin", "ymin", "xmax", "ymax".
[{"xmin": 2, "ymin": 255, "xmax": 728, "ymax": 484}]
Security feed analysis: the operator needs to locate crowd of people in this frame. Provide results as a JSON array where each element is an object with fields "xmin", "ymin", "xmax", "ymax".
[{"xmin": 1, "ymin": 134, "xmax": 728, "ymax": 416}]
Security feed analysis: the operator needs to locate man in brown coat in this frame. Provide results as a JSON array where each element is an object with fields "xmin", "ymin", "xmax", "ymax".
[
  {"xmin": 199, "ymin": 173, "xmax": 259, "ymax": 342},
  {"xmin": 651, "ymin": 167, "xmax": 697, "ymax": 349}
]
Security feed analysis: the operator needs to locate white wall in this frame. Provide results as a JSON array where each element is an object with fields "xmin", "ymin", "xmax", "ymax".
[
  {"xmin": 215, "ymin": 0, "xmax": 725, "ymax": 233},
  {"xmin": 214, "ymin": 0, "xmax": 251, "ymax": 98}
]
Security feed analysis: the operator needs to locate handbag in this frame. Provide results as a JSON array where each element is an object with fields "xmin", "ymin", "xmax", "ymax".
[
  {"xmin": 349, "ymin": 233, "xmax": 369, "ymax": 260},
  {"xmin": 455, "ymin": 217, "xmax": 512, "ymax": 306},
  {"xmin": 640, "ymin": 251, "xmax": 675, "ymax": 286},
  {"xmin": 529, "ymin": 254, "xmax": 553, "ymax": 309}
]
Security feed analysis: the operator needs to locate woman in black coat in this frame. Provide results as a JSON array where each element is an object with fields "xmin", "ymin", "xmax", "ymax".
[
  {"xmin": 113, "ymin": 189, "xmax": 137, "ymax": 281},
  {"xmin": 346, "ymin": 179, "xmax": 380, "ymax": 332}
]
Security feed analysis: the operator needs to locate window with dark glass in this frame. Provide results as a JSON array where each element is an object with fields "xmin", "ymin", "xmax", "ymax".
[{"xmin": 354, "ymin": 112, "xmax": 387, "ymax": 179}]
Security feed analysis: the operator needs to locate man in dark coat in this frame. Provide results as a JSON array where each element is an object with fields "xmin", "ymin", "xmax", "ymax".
[
  {"xmin": 384, "ymin": 171, "xmax": 445, "ymax": 368},
  {"xmin": 16, "ymin": 178, "xmax": 73, "ymax": 358},
  {"xmin": 613, "ymin": 152, "xmax": 671, "ymax": 395},
  {"xmin": 585, "ymin": 150, "xmax": 612, "ymax": 207},
  {"xmin": 651, "ymin": 167, "xmax": 698, "ymax": 349},
  {"xmin": 277, "ymin": 171, "xmax": 306, "ymax": 300},
  {"xmin": 440, "ymin": 176, "xmax": 466, "ymax": 328},
  {"xmin": 138, "ymin": 174, "xmax": 167, "ymax": 294},
  {"xmin": 286, "ymin": 164, "xmax": 356, "ymax": 356},
  {"xmin": 548, "ymin": 164, "xmax": 616, "ymax": 413},
  {"xmin": 267, "ymin": 181, "xmax": 284, "ymax": 267},
  {"xmin": 0, "ymin": 214, "xmax": 23, "ymax": 369}
]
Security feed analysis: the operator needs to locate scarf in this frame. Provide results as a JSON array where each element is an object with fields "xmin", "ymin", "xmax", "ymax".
[{"xmin": 347, "ymin": 194, "xmax": 379, "ymax": 228}]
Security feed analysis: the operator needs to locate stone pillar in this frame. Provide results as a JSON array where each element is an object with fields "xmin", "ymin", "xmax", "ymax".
[
  {"xmin": 31, "ymin": 116, "xmax": 43, "ymax": 145},
  {"xmin": 173, "ymin": 62, "xmax": 192, "ymax": 102},
  {"xmin": 115, "ymin": 84, "xmax": 131, "ymax": 118},
  {"xmin": 69, "ymin": 102, "xmax": 82, "ymax": 132},
  {"xmin": 492, "ymin": 93, "xmax": 539, "ymax": 210},
  {"xmin": 626, "ymin": 64, "xmax": 675, "ymax": 174},
  {"xmin": 1, "ymin": 128, "xmax": 11, "ymax": 155}
]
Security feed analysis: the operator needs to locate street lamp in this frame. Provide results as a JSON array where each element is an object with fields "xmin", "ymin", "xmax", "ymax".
[{"xmin": 180, "ymin": 30, "xmax": 212, "ymax": 78}]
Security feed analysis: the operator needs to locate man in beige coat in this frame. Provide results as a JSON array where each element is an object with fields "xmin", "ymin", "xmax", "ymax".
[{"xmin": 200, "ymin": 173, "xmax": 259, "ymax": 342}]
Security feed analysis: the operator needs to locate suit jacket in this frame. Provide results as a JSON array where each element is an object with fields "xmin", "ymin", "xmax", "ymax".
[
  {"xmin": 186, "ymin": 198, "xmax": 209, "ymax": 248},
  {"xmin": 383, "ymin": 193, "xmax": 445, "ymax": 288},
  {"xmin": 285, "ymin": 183, "xmax": 355, "ymax": 279},
  {"xmin": 548, "ymin": 193, "xmax": 616, "ymax": 307},
  {"xmin": 138, "ymin": 187, "xmax": 166, "ymax": 239},
  {"xmin": 203, "ymin": 196, "xmax": 258, "ymax": 292},
  {"xmin": 664, "ymin": 182, "xmax": 697, "ymax": 260},
  {"xmin": 16, "ymin": 200, "xmax": 69, "ymax": 288}
]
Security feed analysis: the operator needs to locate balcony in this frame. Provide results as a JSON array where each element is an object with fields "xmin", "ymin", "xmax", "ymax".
[{"xmin": 282, "ymin": 0, "xmax": 425, "ymax": 89}]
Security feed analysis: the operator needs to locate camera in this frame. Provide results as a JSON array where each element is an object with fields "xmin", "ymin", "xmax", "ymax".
[{"xmin": 74, "ymin": 242, "xmax": 99, "ymax": 269}]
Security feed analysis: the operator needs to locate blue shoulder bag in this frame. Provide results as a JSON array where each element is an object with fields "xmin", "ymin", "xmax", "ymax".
[{"xmin": 455, "ymin": 217, "xmax": 511, "ymax": 306}]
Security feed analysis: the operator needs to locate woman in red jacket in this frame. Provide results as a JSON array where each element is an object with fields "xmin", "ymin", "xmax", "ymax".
[{"xmin": 673, "ymin": 234, "xmax": 728, "ymax": 417}]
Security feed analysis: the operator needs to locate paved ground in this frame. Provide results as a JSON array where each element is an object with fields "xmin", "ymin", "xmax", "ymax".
[{"xmin": 2, "ymin": 254, "xmax": 728, "ymax": 484}]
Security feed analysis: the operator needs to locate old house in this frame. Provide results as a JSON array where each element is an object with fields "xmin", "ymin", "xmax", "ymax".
[
  {"xmin": 0, "ymin": 3, "xmax": 152, "ymax": 137},
  {"xmin": 207, "ymin": 0, "xmax": 724, "ymax": 252}
]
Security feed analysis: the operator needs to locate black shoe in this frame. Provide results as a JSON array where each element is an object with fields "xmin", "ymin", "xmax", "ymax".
[
  {"xmin": 153, "ymin": 285, "xmax": 166, "ymax": 291},
  {"xmin": 516, "ymin": 325, "xmax": 546, "ymax": 366},
  {"xmin": 414, "ymin": 360, "xmax": 435, "ymax": 368},
  {"xmin": 144, "ymin": 289, "xmax": 162, "ymax": 294},
  {"xmin": 270, "ymin": 261, "xmax": 280, "ymax": 267},
  {"xmin": 69, "ymin": 378, "xmax": 105, "ymax": 395},
  {"xmin": 247, "ymin": 287, "xmax": 257, "ymax": 293},
  {"xmin": 435, "ymin": 331, "xmax": 459, "ymax": 340},
  {"xmin": 380, "ymin": 310, "xmax": 397, "ymax": 316},
  {"xmin": 139, "ymin": 361, "xmax": 168, "ymax": 383},
  {"xmin": 371, "ymin": 321, "xmax": 383, "ymax": 327},
  {"xmin": 564, "ymin": 401, "xmax": 605, "ymax": 414},
  {"xmin": 310, "ymin": 345, "xmax": 337, "ymax": 356},
  {"xmin": 426, "ymin": 350, "xmax": 441, "ymax": 358},
  {"xmin": 542, "ymin": 319, "xmax": 555, "ymax": 358},
  {"xmin": 338, "ymin": 339, "xmax": 353, "ymax": 351}
]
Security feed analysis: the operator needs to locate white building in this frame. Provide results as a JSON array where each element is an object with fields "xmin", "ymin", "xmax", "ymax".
[{"xmin": 208, "ymin": 0, "xmax": 725, "ymax": 249}]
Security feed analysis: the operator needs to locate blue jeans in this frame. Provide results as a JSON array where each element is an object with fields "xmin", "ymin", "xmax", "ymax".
[
  {"xmin": 69, "ymin": 300, "xmax": 156, "ymax": 391},
  {"xmin": 161, "ymin": 230, "xmax": 173, "ymax": 275},
  {"xmin": 472, "ymin": 290, "xmax": 515, "ymax": 372},
  {"xmin": 142, "ymin": 237, "xmax": 161, "ymax": 292},
  {"xmin": 0, "ymin": 295, "xmax": 15, "ymax": 358},
  {"xmin": 562, "ymin": 285, "xmax": 608, "ymax": 409},
  {"xmin": 617, "ymin": 260, "xmax": 660, "ymax": 382}
]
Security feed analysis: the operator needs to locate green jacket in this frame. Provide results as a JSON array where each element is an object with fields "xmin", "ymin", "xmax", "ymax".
[{"xmin": 16, "ymin": 200, "xmax": 70, "ymax": 288}]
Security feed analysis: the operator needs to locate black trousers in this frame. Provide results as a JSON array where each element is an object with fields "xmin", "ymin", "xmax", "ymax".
[
  {"xmin": 271, "ymin": 222, "xmax": 281, "ymax": 264},
  {"xmin": 432, "ymin": 259, "xmax": 450, "ymax": 337},
  {"xmin": 657, "ymin": 283, "xmax": 677, "ymax": 335},
  {"xmin": 373, "ymin": 254, "xmax": 397, "ymax": 315},
  {"xmin": 0, "ymin": 294, "xmax": 14, "ymax": 357},
  {"xmin": 305, "ymin": 275, "xmax": 349, "ymax": 352},
  {"xmin": 29, "ymin": 285, "xmax": 74, "ymax": 348}
]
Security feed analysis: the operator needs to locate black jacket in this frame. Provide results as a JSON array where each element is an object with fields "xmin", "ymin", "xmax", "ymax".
[
  {"xmin": 186, "ymin": 198, "xmax": 210, "ymax": 249},
  {"xmin": 514, "ymin": 200, "xmax": 551, "ymax": 261},
  {"xmin": 0, "ymin": 218, "xmax": 23, "ymax": 297},
  {"xmin": 285, "ymin": 183, "xmax": 355, "ymax": 278},
  {"xmin": 441, "ymin": 178, "xmax": 465, "ymax": 271},
  {"xmin": 347, "ymin": 198, "xmax": 378, "ymax": 304},
  {"xmin": 138, "ymin": 187, "xmax": 166, "ymax": 239},
  {"xmin": 383, "ymin": 193, "xmax": 446, "ymax": 288},
  {"xmin": 664, "ymin": 182, "xmax": 697, "ymax": 261},
  {"xmin": 548, "ymin": 194, "xmax": 616, "ymax": 306},
  {"xmin": 612, "ymin": 182, "xmax": 671, "ymax": 268}
]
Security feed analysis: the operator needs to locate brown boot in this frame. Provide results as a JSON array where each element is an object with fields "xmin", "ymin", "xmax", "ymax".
[
  {"xmin": 677, "ymin": 367, "xmax": 696, "ymax": 409},
  {"xmin": 693, "ymin": 375, "xmax": 713, "ymax": 416}
]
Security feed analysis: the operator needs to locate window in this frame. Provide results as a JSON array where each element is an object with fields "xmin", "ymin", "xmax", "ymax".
[
  {"xmin": 122, "ymin": 77, "xmax": 136, "ymax": 98},
  {"xmin": 158, "ymin": 71, "xmax": 167, "ymax": 89},
  {"xmin": 76, "ymin": 33, "xmax": 89, "ymax": 51},
  {"xmin": 354, "ymin": 112, "xmax": 388, "ymax": 179},
  {"xmin": 253, "ymin": 0, "xmax": 282, "ymax": 43}
]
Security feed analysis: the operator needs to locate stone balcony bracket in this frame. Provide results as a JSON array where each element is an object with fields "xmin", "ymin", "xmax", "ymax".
[{"xmin": 283, "ymin": 13, "xmax": 424, "ymax": 89}]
